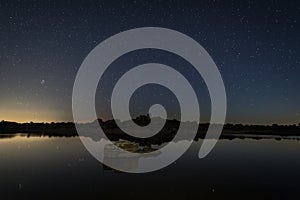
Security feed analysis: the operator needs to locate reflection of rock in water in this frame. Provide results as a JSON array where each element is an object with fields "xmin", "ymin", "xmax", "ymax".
[
  {"xmin": 103, "ymin": 140, "xmax": 160, "ymax": 172},
  {"xmin": 103, "ymin": 157, "xmax": 139, "ymax": 172}
]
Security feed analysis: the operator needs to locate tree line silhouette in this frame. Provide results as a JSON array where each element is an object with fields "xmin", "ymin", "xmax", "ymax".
[{"xmin": 1, "ymin": 115, "xmax": 300, "ymax": 143}]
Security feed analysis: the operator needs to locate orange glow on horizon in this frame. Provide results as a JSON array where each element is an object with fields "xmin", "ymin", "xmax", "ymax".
[{"xmin": 0, "ymin": 108, "xmax": 72, "ymax": 123}]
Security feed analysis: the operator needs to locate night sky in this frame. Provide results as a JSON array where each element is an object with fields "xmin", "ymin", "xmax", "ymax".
[{"xmin": 0, "ymin": 0, "xmax": 299, "ymax": 124}]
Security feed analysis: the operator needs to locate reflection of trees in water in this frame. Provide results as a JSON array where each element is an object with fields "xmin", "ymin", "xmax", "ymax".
[
  {"xmin": 1, "ymin": 116, "xmax": 300, "ymax": 141},
  {"xmin": 0, "ymin": 134, "xmax": 17, "ymax": 139}
]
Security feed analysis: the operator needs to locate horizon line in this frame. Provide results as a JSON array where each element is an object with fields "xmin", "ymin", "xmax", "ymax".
[{"xmin": 1, "ymin": 118, "xmax": 299, "ymax": 126}]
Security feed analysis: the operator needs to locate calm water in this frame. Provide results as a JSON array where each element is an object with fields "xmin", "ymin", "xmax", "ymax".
[{"xmin": 1, "ymin": 135, "xmax": 300, "ymax": 199}]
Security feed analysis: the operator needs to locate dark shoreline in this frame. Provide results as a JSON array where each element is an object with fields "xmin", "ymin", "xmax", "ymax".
[{"xmin": 1, "ymin": 117, "xmax": 300, "ymax": 143}]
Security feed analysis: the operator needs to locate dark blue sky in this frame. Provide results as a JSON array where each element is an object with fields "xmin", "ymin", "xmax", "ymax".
[{"xmin": 0, "ymin": 0, "xmax": 299, "ymax": 124}]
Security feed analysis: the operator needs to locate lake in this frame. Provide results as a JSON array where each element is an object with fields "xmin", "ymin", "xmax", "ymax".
[{"xmin": 1, "ymin": 135, "xmax": 300, "ymax": 199}]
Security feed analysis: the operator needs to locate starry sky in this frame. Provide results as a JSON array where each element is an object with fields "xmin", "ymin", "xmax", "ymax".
[{"xmin": 0, "ymin": 0, "xmax": 299, "ymax": 124}]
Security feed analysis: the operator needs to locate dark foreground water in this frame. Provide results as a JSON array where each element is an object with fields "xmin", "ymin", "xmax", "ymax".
[{"xmin": 1, "ymin": 135, "xmax": 300, "ymax": 199}]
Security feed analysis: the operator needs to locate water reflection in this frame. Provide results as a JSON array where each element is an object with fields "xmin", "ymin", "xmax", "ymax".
[
  {"xmin": 103, "ymin": 141, "xmax": 161, "ymax": 172},
  {"xmin": 1, "ymin": 135, "xmax": 300, "ymax": 199},
  {"xmin": 0, "ymin": 134, "xmax": 17, "ymax": 139}
]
